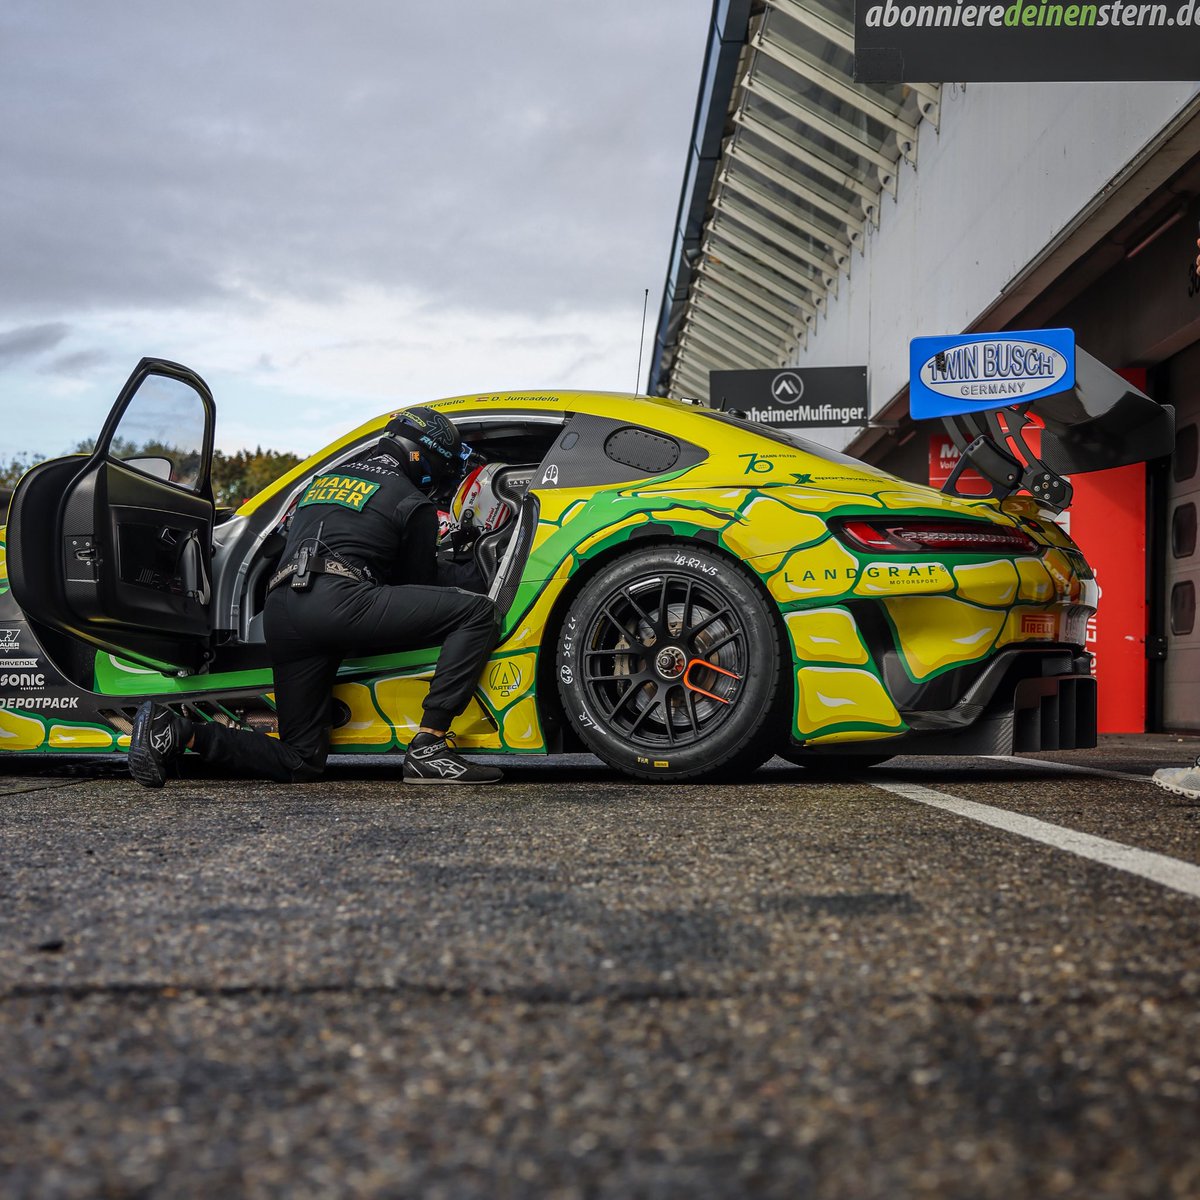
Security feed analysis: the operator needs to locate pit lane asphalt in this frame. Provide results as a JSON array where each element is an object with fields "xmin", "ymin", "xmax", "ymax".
[{"xmin": 2, "ymin": 736, "xmax": 1199, "ymax": 1199}]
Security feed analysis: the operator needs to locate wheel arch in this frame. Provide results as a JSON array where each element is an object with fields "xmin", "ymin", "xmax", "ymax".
[{"xmin": 532, "ymin": 527, "xmax": 794, "ymax": 754}]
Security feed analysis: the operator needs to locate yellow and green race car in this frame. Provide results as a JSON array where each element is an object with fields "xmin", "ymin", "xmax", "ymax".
[{"xmin": 0, "ymin": 356, "xmax": 1161, "ymax": 780}]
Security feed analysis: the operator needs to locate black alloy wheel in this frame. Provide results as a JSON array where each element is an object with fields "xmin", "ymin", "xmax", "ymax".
[{"xmin": 556, "ymin": 545, "xmax": 784, "ymax": 781}]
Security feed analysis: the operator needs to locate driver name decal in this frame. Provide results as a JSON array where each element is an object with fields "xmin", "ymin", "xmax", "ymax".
[{"xmin": 298, "ymin": 474, "xmax": 380, "ymax": 512}]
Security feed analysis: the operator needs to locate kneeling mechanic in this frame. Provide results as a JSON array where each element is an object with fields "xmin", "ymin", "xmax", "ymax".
[{"xmin": 128, "ymin": 407, "xmax": 504, "ymax": 787}]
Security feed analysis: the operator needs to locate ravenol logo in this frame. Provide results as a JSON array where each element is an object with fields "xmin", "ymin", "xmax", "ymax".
[
  {"xmin": 488, "ymin": 661, "xmax": 523, "ymax": 698},
  {"xmin": 910, "ymin": 329, "xmax": 1075, "ymax": 419},
  {"xmin": 771, "ymin": 371, "xmax": 805, "ymax": 405}
]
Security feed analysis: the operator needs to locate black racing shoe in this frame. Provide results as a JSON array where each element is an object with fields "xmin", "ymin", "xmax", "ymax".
[
  {"xmin": 403, "ymin": 733, "xmax": 504, "ymax": 784},
  {"xmin": 128, "ymin": 701, "xmax": 191, "ymax": 789}
]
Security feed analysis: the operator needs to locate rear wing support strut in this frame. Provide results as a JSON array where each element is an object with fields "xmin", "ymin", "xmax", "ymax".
[{"xmin": 942, "ymin": 402, "xmax": 1072, "ymax": 511}]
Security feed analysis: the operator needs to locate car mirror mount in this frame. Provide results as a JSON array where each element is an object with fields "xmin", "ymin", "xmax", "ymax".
[{"xmin": 123, "ymin": 455, "xmax": 174, "ymax": 482}]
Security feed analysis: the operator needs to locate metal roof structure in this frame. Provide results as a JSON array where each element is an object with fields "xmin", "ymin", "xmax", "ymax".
[{"xmin": 648, "ymin": 0, "xmax": 940, "ymax": 402}]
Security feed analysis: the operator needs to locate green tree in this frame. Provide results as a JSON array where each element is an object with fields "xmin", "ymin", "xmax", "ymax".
[
  {"xmin": 0, "ymin": 454, "xmax": 41, "ymax": 491},
  {"xmin": 5, "ymin": 442, "xmax": 302, "ymax": 509},
  {"xmin": 211, "ymin": 447, "xmax": 304, "ymax": 508}
]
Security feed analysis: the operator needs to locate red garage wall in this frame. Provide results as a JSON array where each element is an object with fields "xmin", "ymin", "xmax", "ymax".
[
  {"xmin": 1070, "ymin": 462, "xmax": 1147, "ymax": 732},
  {"xmin": 1068, "ymin": 366, "xmax": 1149, "ymax": 733}
]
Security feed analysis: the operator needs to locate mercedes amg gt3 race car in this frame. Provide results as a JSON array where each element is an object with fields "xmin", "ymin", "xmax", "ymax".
[{"xmin": 0, "ymin": 354, "xmax": 1172, "ymax": 780}]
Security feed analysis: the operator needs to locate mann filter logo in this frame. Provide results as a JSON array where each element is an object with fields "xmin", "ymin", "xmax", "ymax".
[
  {"xmin": 488, "ymin": 661, "xmax": 523, "ymax": 698},
  {"xmin": 1021, "ymin": 613, "xmax": 1057, "ymax": 638},
  {"xmin": 297, "ymin": 474, "xmax": 380, "ymax": 512},
  {"xmin": 771, "ymin": 371, "xmax": 805, "ymax": 405},
  {"xmin": 910, "ymin": 329, "xmax": 1075, "ymax": 419}
]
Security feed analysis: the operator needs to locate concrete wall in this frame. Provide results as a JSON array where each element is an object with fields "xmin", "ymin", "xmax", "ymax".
[{"xmin": 794, "ymin": 81, "xmax": 1200, "ymax": 450}]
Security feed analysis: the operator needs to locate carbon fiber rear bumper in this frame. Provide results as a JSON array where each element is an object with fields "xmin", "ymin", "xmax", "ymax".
[{"xmin": 797, "ymin": 645, "xmax": 1097, "ymax": 756}]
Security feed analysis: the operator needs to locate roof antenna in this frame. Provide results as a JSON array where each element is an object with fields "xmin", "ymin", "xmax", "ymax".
[{"xmin": 634, "ymin": 287, "xmax": 649, "ymax": 395}]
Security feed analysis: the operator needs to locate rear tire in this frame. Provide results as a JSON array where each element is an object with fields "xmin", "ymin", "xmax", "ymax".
[{"xmin": 556, "ymin": 546, "xmax": 784, "ymax": 781}]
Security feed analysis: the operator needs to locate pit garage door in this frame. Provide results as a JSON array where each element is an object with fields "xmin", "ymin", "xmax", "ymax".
[{"xmin": 1163, "ymin": 363, "xmax": 1200, "ymax": 731}]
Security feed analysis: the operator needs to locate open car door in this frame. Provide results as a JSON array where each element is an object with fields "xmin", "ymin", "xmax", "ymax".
[{"xmin": 8, "ymin": 358, "xmax": 216, "ymax": 674}]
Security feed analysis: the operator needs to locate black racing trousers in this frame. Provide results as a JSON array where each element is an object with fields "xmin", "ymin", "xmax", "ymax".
[{"xmin": 191, "ymin": 574, "xmax": 500, "ymax": 782}]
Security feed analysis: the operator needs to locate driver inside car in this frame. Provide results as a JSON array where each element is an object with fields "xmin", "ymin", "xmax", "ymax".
[
  {"xmin": 442, "ymin": 461, "xmax": 514, "ymax": 556},
  {"xmin": 127, "ymin": 407, "xmax": 507, "ymax": 787}
]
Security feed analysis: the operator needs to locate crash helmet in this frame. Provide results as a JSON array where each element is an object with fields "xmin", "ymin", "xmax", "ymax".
[
  {"xmin": 382, "ymin": 406, "xmax": 462, "ymax": 490},
  {"xmin": 450, "ymin": 463, "xmax": 513, "ymax": 537}
]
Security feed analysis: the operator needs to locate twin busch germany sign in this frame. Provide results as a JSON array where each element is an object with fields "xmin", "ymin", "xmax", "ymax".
[{"xmin": 908, "ymin": 328, "xmax": 1075, "ymax": 419}]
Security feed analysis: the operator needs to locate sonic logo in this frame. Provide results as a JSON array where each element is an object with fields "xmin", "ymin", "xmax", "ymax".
[{"xmin": 488, "ymin": 661, "xmax": 523, "ymax": 699}]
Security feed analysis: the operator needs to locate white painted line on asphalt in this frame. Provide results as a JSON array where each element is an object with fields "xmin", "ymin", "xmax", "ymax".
[
  {"xmin": 872, "ymin": 780, "xmax": 1200, "ymax": 901},
  {"xmin": 982, "ymin": 755, "xmax": 1155, "ymax": 784}
]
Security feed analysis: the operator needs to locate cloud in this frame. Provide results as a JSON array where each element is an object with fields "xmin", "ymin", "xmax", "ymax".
[
  {"xmin": 39, "ymin": 348, "xmax": 112, "ymax": 376},
  {"xmin": 0, "ymin": 1, "xmax": 710, "ymax": 458},
  {"xmin": 0, "ymin": 2, "xmax": 705, "ymax": 320},
  {"xmin": 0, "ymin": 322, "xmax": 71, "ymax": 364}
]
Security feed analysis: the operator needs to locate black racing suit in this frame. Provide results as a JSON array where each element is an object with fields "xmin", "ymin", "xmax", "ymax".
[{"xmin": 190, "ymin": 439, "xmax": 500, "ymax": 782}]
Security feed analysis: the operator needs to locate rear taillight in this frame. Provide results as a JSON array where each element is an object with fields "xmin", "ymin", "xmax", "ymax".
[{"xmin": 835, "ymin": 518, "xmax": 1039, "ymax": 554}]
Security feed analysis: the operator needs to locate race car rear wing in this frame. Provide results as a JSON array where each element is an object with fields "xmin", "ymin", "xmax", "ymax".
[{"xmin": 910, "ymin": 331, "xmax": 1175, "ymax": 512}]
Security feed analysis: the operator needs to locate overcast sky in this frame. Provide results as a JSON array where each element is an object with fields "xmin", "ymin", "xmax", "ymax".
[{"xmin": 0, "ymin": 0, "xmax": 710, "ymax": 462}]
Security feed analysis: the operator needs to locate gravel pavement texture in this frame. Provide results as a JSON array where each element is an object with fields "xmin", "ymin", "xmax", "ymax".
[{"xmin": 2, "ymin": 741, "xmax": 1199, "ymax": 1198}]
